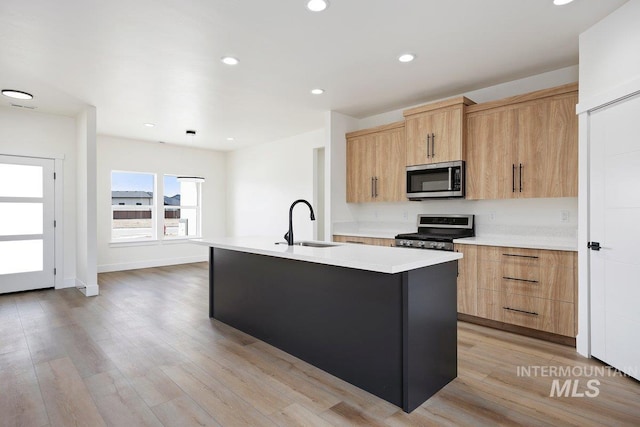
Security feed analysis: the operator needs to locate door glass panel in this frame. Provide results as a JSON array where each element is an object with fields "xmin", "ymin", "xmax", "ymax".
[
  {"xmin": 0, "ymin": 240, "xmax": 43, "ymax": 274},
  {"xmin": 0, "ymin": 164, "xmax": 43, "ymax": 198},
  {"xmin": 0, "ymin": 203, "xmax": 43, "ymax": 236}
]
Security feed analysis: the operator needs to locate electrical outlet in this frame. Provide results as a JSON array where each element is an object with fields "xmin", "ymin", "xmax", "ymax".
[
  {"xmin": 489, "ymin": 212, "xmax": 496, "ymax": 221},
  {"xmin": 561, "ymin": 210, "xmax": 570, "ymax": 223},
  {"xmin": 402, "ymin": 211, "xmax": 408, "ymax": 220}
]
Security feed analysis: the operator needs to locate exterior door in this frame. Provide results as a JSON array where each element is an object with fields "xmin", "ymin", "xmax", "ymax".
[
  {"xmin": 589, "ymin": 92, "xmax": 640, "ymax": 381},
  {"xmin": 0, "ymin": 155, "xmax": 55, "ymax": 294}
]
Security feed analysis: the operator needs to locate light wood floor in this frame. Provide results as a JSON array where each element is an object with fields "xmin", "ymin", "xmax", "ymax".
[{"xmin": 1, "ymin": 262, "xmax": 639, "ymax": 427}]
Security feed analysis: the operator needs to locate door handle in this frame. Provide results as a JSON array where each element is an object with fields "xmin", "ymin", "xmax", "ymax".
[
  {"xmin": 588, "ymin": 241, "xmax": 611, "ymax": 251},
  {"xmin": 431, "ymin": 133, "xmax": 435, "ymax": 158},
  {"xmin": 519, "ymin": 163, "xmax": 523, "ymax": 192},
  {"xmin": 426, "ymin": 134, "xmax": 430, "ymax": 158}
]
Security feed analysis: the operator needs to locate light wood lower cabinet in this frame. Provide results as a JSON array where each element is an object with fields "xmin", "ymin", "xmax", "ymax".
[
  {"xmin": 458, "ymin": 244, "xmax": 577, "ymax": 338},
  {"xmin": 333, "ymin": 235, "xmax": 395, "ymax": 247},
  {"xmin": 454, "ymin": 244, "xmax": 477, "ymax": 316}
]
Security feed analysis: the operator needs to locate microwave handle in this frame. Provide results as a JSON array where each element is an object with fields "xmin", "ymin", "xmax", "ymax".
[{"xmin": 448, "ymin": 167, "xmax": 452, "ymax": 191}]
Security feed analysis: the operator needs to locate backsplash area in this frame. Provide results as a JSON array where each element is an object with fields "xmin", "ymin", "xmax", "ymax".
[{"xmin": 334, "ymin": 197, "xmax": 578, "ymax": 241}]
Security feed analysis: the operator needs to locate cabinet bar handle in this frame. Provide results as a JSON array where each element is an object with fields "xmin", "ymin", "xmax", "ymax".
[
  {"xmin": 503, "ymin": 254, "xmax": 539, "ymax": 259},
  {"xmin": 503, "ymin": 306, "xmax": 539, "ymax": 316},
  {"xmin": 346, "ymin": 240, "xmax": 365, "ymax": 244},
  {"xmin": 519, "ymin": 163, "xmax": 523, "ymax": 192},
  {"xmin": 503, "ymin": 276, "xmax": 539, "ymax": 284},
  {"xmin": 374, "ymin": 177, "xmax": 378, "ymax": 197},
  {"xmin": 431, "ymin": 133, "xmax": 435, "ymax": 157},
  {"xmin": 426, "ymin": 134, "xmax": 431, "ymax": 158},
  {"xmin": 512, "ymin": 164, "xmax": 516, "ymax": 192}
]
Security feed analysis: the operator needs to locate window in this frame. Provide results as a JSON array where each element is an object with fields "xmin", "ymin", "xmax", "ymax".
[
  {"xmin": 111, "ymin": 171, "xmax": 156, "ymax": 241},
  {"xmin": 163, "ymin": 175, "xmax": 201, "ymax": 238}
]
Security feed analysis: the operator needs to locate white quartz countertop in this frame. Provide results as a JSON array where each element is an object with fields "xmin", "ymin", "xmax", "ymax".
[
  {"xmin": 453, "ymin": 236, "xmax": 578, "ymax": 252},
  {"xmin": 192, "ymin": 237, "xmax": 462, "ymax": 274}
]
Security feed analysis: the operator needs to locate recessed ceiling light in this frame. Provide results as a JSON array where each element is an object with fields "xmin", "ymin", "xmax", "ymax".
[
  {"xmin": 144, "ymin": 123, "xmax": 155, "ymax": 128},
  {"xmin": 553, "ymin": 0, "xmax": 574, "ymax": 5},
  {"xmin": 398, "ymin": 53, "xmax": 416, "ymax": 63},
  {"xmin": 226, "ymin": 137, "xmax": 235, "ymax": 141},
  {"xmin": 221, "ymin": 56, "xmax": 239, "ymax": 65},
  {"xmin": 2, "ymin": 89, "xmax": 34, "ymax": 100},
  {"xmin": 311, "ymin": 88, "xmax": 324, "ymax": 95},
  {"xmin": 307, "ymin": 0, "xmax": 329, "ymax": 12}
]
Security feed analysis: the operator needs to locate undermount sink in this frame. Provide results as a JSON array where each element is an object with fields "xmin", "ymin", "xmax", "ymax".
[
  {"xmin": 295, "ymin": 241, "xmax": 338, "ymax": 248},
  {"xmin": 275, "ymin": 241, "xmax": 338, "ymax": 248}
]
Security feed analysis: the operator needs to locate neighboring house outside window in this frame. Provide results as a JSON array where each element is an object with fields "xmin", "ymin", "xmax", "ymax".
[{"xmin": 110, "ymin": 171, "xmax": 203, "ymax": 243}]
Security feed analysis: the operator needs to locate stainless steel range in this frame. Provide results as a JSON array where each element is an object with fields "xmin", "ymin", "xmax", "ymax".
[{"xmin": 395, "ymin": 214, "xmax": 474, "ymax": 251}]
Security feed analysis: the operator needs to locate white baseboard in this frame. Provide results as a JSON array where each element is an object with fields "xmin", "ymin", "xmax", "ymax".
[
  {"xmin": 58, "ymin": 277, "xmax": 78, "ymax": 289},
  {"xmin": 97, "ymin": 255, "xmax": 208, "ymax": 273},
  {"xmin": 71, "ymin": 277, "xmax": 99, "ymax": 297}
]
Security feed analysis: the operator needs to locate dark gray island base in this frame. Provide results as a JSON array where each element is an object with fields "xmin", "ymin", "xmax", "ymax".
[{"xmin": 208, "ymin": 247, "xmax": 457, "ymax": 413}]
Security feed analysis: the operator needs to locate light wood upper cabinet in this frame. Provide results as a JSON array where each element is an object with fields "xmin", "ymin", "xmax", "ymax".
[
  {"xmin": 466, "ymin": 108, "xmax": 517, "ymax": 200},
  {"xmin": 404, "ymin": 97, "xmax": 475, "ymax": 166},
  {"xmin": 346, "ymin": 122, "xmax": 406, "ymax": 203},
  {"xmin": 465, "ymin": 83, "xmax": 578, "ymax": 200}
]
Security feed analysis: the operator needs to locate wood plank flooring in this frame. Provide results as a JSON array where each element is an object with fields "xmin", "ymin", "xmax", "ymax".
[{"xmin": 1, "ymin": 262, "xmax": 639, "ymax": 426}]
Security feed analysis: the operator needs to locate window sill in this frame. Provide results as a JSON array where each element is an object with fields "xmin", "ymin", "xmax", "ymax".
[
  {"xmin": 161, "ymin": 237, "xmax": 201, "ymax": 244},
  {"xmin": 109, "ymin": 237, "xmax": 201, "ymax": 247},
  {"xmin": 109, "ymin": 240, "xmax": 159, "ymax": 248}
]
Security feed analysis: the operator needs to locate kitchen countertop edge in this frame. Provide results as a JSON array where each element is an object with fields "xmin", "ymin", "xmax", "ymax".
[
  {"xmin": 453, "ymin": 236, "xmax": 578, "ymax": 252},
  {"xmin": 192, "ymin": 237, "xmax": 462, "ymax": 274}
]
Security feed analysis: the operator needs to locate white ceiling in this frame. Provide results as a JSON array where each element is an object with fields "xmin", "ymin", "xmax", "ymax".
[{"xmin": 0, "ymin": 0, "xmax": 628, "ymax": 151}]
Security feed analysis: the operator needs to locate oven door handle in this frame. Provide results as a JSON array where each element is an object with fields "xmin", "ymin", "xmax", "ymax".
[{"xmin": 448, "ymin": 167, "xmax": 452, "ymax": 191}]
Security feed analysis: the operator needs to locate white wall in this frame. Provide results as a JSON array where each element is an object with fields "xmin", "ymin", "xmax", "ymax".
[
  {"xmin": 576, "ymin": 0, "xmax": 640, "ymax": 356},
  {"xmin": 226, "ymin": 129, "xmax": 324, "ymax": 240},
  {"xmin": 326, "ymin": 111, "xmax": 360, "ymax": 236},
  {"xmin": 338, "ymin": 66, "xmax": 580, "ymax": 235},
  {"xmin": 579, "ymin": 0, "xmax": 640, "ymax": 103},
  {"xmin": 76, "ymin": 107, "xmax": 98, "ymax": 295},
  {"xmin": 96, "ymin": 135, "xmax": 226, "ymax": 272},
  {"xmin": 0, "ymin": 107, "xmax": 77, "ymax": 287}
]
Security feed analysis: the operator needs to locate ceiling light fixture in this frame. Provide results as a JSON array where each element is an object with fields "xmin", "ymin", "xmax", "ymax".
[
  {"xmin": 2, "ymin": 89, "xmax": 34, "ymax": 100},
  {"xmin": 307, "ymin": 0, "xmax": 329, "ymax": 12},
  {"xmin": 226, "ymin": 137, "xmax": 235, "ymax": 141},
  {"xmin": 311, "ymin": 88, "xmax": 324, "ymax": 95},
  {"xmin": 553, "ymin": 0, "xmax": 574, "ymax": 5},
  {"xmin": 398, "ymin": 53, "xmax": 416, "ymax": 63},
  {"xmin": 144, "ymin": 123, "xmax": 155, "ymax": 128},
  {"xmin": 221, "ymin": 56, "xmax": 239, "ymax": 65}
]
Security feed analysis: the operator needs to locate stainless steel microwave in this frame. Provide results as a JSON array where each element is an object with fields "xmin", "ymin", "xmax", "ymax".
[{"xmin": 406, "ymin": 160, "xmax": 465, "ymax": 200}]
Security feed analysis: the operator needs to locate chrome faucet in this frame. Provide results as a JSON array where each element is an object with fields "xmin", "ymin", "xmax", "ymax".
[{"xmin": 284, "ymin": 199, "xmax": 316, "ymax": 245}]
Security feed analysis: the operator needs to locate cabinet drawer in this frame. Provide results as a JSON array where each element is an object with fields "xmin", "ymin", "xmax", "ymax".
[{"xmin": 501, "ymin": 293, "xmax": 574, "ymax": 337}]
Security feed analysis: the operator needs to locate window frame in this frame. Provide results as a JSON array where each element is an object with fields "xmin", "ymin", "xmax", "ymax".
[
  {"xmin": 162, "ymin": 174, "xmax": 203, "ymax": 240},
  {"xmin": 110, "ymin": 170, "xmax": 157, "ymax": 243}
]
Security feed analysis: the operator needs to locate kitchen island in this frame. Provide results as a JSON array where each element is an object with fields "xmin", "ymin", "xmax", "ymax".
[{"xmin": 194, "ymin": 237, "xmax": 462, "ymax": 412}]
